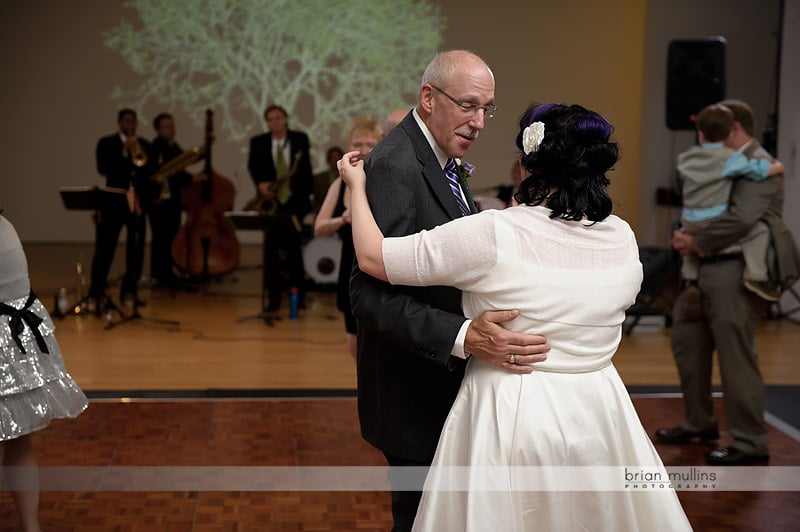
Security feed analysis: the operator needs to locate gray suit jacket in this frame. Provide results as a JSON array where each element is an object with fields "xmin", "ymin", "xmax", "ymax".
[
  {"xmin": 693, "ymin": 140, "xmax": 800, "ymax": 287},
  {"xmin": 349, "ymin": 111, "xmax": 477, "ymax": 462}
]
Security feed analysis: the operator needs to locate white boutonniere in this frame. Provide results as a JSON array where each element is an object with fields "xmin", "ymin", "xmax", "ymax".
[
  {"xmin": 454, "ymin": 158, "xmax": 475, "ymax": 180},
  {"xmin": 522, "ymin": 122, "xmax": 545, "ymax": 154}
]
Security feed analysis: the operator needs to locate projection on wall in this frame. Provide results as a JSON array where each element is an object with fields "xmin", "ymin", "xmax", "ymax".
[{"xmin": 102, "ymin": 0, "xmax": 444, "ymax": 166}]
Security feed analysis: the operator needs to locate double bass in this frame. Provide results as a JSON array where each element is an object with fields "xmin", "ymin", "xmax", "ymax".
[{"xmin": 172, "ymin": 109, "xmax": 240, "ymax": 279}]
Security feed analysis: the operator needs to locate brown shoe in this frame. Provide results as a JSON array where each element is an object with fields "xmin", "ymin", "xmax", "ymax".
[
  {"xmin": 655, "ymin": 426, "xmax": 719, "ymax": 444},
  {"xmin": 743, "ymin": 279, "xmax": 781, "ymax": 302},
  {"xmin": 706, "ymin": 446, "xmax": 769, "ymax": 466}
]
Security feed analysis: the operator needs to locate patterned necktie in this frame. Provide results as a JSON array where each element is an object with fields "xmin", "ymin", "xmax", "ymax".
[
  {"xmin": 444, "ymin": 159, "xmax": 471, "ymax": 216},
  {"xmin": 275, "ymin": 141, "xmax": 290, "ymax": 204}
]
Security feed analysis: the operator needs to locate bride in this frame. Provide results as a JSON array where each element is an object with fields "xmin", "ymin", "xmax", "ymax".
[{"xmin": 339, "ymin": 102, "xmax": 693, "ymax": 531}]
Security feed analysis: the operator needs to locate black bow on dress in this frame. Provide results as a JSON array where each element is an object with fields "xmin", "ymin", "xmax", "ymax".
[{"xmin": 0, "ymin": 291, "xmax": 50, "ymax": 354}]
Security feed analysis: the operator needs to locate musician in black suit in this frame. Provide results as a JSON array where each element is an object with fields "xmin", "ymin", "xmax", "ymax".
[
  {"xmin": 88, "ymin": 108, "xmax": 152, "ymax": 307},
  {"xmin": 147, "ymin": 113, "xmax": 197, "ymax": 289},
  {"xmin": 349, "ymin": 51, "xmax": 549, "ymax": 531},
  {"xmin": 247, "ymin": 105, "xmax": 313, "ymax": 311}
]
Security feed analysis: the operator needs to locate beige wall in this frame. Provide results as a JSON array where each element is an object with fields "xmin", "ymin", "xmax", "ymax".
[
  {"xmin": 637, "ymin": 0, "xmax": 782, "ymax": 246},
  {"xmin": 0, "ymin": 0, "xmax": 646, "ymax": 244},
  {"xmin": 439, "ymin": 0, "xmax": 646, "ymax": 232},
  {"xmin": 778, "ymin": 0, "xmax": 800, "ymax": 237}
]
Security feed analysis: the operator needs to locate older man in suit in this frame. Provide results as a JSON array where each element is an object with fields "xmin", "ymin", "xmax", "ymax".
[
  {"xmin": 659, "ymin": 99, "xmax": 800, "ymax": 465},
  {"xmin": 247, "ymin": 105, "xmax": 313, "ymax": 311},
  {"xmin": 350, "ymin": 50, "xmax": 550, "ymax": 532}
]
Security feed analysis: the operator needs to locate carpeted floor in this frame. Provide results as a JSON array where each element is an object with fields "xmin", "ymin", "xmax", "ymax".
[{"xmin": 1, "ymin": 396, "xmax": 799, "ymax": 531}]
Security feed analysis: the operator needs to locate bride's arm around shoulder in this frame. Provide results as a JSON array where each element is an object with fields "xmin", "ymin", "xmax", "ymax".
[{"xmin": 338, "ymin": 152, "xmax": 388, "ymax": 281}]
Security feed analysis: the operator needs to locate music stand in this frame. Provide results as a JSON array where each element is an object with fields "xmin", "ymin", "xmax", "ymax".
[
  {"xmin": 103, "ymin": 300, "xmax": 180, "ymax": 331},
  {"xmin": 60, "ymin": 185, "xmax": 126, "ymax": 211},
  {"xmin": 59, "ymin": 186, "xmax": 128, "ymax": 317},
  {"xmin": 226, "ymin": 210, "xmax": 291, "ymax": 326},
  {"xmin": 60, "ymin": 186, "xmax": 180, "ymax": 331}
]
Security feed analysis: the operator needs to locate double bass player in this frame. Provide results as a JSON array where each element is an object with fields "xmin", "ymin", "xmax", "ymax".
[{"xmin": 146, "ymin": 112, "xmax": 203, "ymax": 291}]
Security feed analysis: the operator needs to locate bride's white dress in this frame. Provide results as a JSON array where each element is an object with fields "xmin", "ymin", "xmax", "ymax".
[{"xmin": 382, "ymin": 205, "xmax": 692, "ymax": 531}]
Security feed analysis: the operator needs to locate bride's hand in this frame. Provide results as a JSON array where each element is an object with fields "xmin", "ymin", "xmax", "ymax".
[{"xmin": 338, "ymin": 151, "xmax": 366, "ymax": 189}]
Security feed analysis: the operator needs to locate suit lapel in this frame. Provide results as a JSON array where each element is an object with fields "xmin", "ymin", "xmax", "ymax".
[
  {"xmin": 425, "ymin": 164, "xmax": 464, "ymax": 220},
  {"xmin": 264, "ymin": 133, "xmax": 275, "ymax": 168},
  {"xmin": 402, "ymin": 115, "xmax": 469, "ymax": 220},
  {"xmin": 287, "ymin": 131, "xmax": 296, "ymax": 162},
  {"xmin": 459, "ymin": 173, "xmax": 478, "ymax": 214},
  {"xmin": 288, "ymin": 131, "xmax": 304, "ymax": 169}
]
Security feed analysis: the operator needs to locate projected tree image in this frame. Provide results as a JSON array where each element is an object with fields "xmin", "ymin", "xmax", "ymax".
[{"xmin": 104, "ymin": 0, "xmax": 444, "ymax": 160}]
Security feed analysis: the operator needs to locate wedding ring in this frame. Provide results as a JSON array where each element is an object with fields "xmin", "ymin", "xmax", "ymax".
[{"xmin": 507, "ymin": 354, "xmax": 516, "ymax": 364}]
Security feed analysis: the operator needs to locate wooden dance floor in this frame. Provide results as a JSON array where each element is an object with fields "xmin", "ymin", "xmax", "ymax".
[{"xmin": 2, "ymin": 242, "xmax": 799, "ymax": 530}]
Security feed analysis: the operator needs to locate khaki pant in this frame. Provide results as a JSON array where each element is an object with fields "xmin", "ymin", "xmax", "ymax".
[
  {"xmin": 681, "ymin": 220, "xmax": 771, "ymax": 282},
  {"xmin": 670, "ymin": 256, "xmax": 769, "ymax": 454}
]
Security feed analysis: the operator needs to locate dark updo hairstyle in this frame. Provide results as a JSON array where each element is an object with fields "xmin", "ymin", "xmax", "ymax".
[{"xmin": 514, "ymin": 103, "xmax": 618, "ymax": 222}]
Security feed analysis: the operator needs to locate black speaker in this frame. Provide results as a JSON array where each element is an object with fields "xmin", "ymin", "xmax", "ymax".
[{"xmin": 666, "ymin": 37, "xmax": 726, "ymax": 130}]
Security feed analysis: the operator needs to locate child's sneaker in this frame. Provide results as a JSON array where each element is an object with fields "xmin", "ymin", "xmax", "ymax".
[{"xmin": 743, "ymin": 279, "xmax": 781, "ymax": 302}]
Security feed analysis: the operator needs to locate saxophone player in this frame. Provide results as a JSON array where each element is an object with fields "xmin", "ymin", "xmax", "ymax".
[
  {"xmin": 247, "ymin": 105, "xmax": 313, "ymax": 312},
  {"xmin": 88, "ymin": 108, "xmax": 153, "ymax": 309},
  {"xmin": 147, "ymin": 113, "xmax": 202, "ymax": 290}
]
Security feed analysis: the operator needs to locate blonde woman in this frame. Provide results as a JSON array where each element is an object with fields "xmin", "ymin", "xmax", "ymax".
[{"xmin": 314, "ymin": 116, "xmax": 383, "ymax": 357}]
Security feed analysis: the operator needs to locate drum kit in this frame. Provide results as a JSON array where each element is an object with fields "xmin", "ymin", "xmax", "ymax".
[{"xmin": 302, "ymin": 235, "xmax": 341, "ymax": 285}]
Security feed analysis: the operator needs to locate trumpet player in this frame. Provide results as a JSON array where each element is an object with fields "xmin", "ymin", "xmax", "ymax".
[{"xmin": 88, "ymin": 108, "xmax": 152, "ymax": 309}]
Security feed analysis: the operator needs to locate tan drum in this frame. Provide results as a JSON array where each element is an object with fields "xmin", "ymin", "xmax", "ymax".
[{"xmin": 303, "ymin": 236, "xmax": 342, "ymax": 284}]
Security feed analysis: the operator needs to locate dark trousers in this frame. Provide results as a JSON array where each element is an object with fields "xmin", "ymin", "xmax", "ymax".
[
  {"xmin": 383, "ymin": 453, "xmax": 427, "ymax": 532},
  {"xmin": 264, "ymin": 216, "xmax": 306, "ymax": 308},
  {"xmin": 148, "ymin": 199, "xmax": 182, "ymax": 282},
  {"xmin": 89, "ymin": 198, "xmax": 146, "ymax": 299}
]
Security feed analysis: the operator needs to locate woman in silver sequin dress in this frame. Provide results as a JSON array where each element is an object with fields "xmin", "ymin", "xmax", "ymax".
[{"xmin": 1, "ymin": 212, "xmax": 88, "ymax": 531}]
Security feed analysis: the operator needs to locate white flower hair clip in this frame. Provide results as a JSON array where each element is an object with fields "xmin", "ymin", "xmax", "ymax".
[{"xmin": 522, "ymin": 121, "xmax": 545, "ymax": 154}]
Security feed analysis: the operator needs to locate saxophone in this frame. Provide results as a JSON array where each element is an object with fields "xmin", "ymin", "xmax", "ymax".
[
  {"xmin": 244, "ymin": 150, "xmax": 303, "ymax": 214},
  {"xmin": 151, "ymin": 146, "xmax": 204, "ymax": 202}
]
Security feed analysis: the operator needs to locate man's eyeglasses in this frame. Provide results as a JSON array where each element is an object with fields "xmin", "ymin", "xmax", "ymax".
[{"xmin": 430, "ymin": 85, "xmax": 496, "ymax": 118}]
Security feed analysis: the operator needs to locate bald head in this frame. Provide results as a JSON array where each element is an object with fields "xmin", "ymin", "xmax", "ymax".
[
  {"xmin": 384, "ymin": 109, "xmax": 408, "ymax": 134},
  {"xmin": 421, "ymin": 50, "xmax": 494, "ymax": 90},
  {"xmin": 417, "ymin": 50, "xmax": 495, "ymax": 159}
]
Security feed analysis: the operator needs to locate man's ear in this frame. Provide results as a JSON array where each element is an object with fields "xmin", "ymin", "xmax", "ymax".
[{"xmin": 419, "ymin": 84, "xmax": 435, "ymax": 114}]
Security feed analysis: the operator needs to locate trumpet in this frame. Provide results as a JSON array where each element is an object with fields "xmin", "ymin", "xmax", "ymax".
[{"xmin": 130, "ymin": 139, "xmax": 148, "ymax": 168}]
